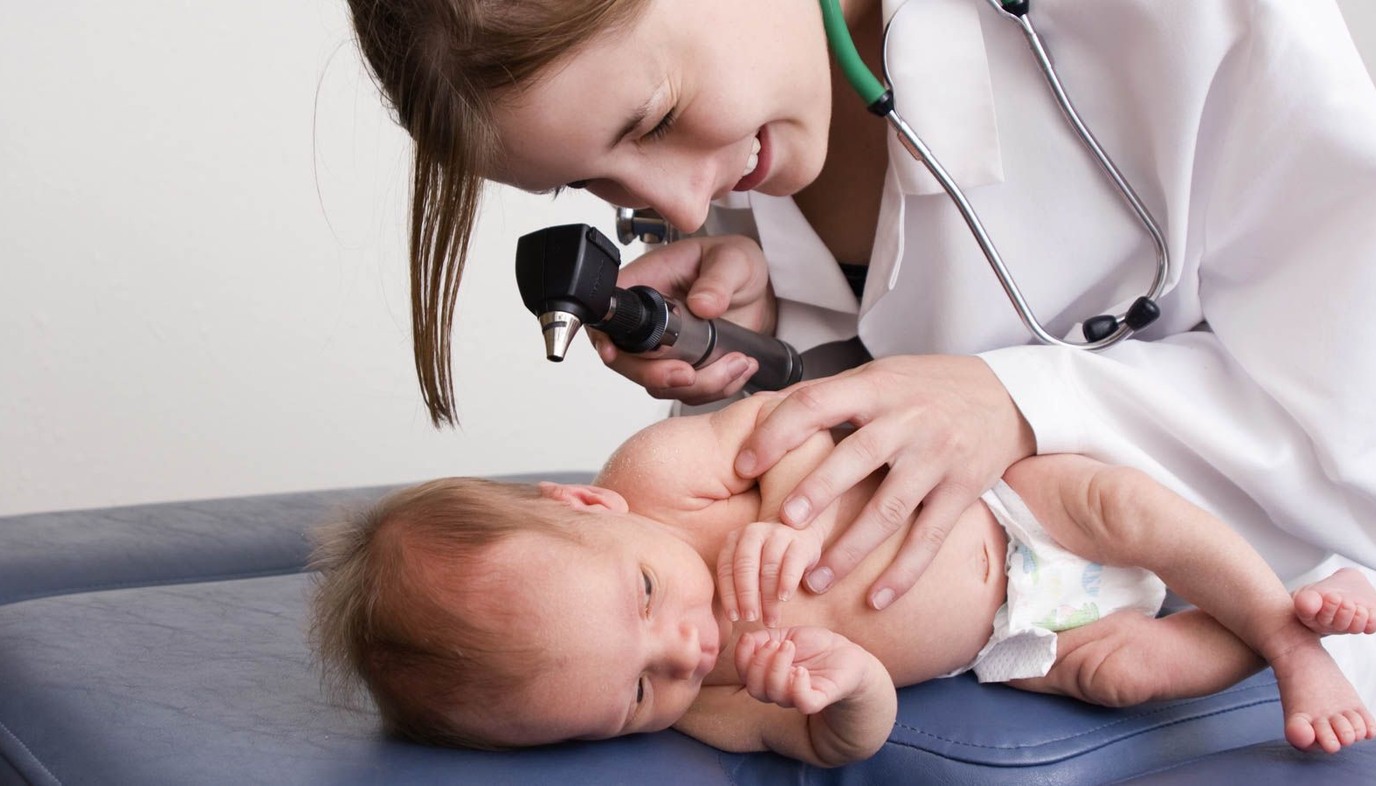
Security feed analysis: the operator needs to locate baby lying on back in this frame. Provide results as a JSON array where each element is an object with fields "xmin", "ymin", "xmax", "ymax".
[{"xmin": 311, "ymin": 393, "xmax": 1374, "ymax": 765}]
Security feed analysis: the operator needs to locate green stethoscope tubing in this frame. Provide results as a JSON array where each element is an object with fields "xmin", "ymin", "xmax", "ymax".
[{"xmin": 819, "ymin": 0, "xmax": 1171, "ymax": 349}]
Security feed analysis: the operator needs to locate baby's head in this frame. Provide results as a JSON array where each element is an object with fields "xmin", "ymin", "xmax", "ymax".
[{"xmin": 310, "ymin": 477, "xmax": 724, "ymax": 749}]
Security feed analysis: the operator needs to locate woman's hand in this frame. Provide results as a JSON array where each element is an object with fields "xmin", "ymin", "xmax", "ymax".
[
  {"xmin": 593, "ymin": 234, "xmax": 776, "ymax": 405},
  {"xmin": 734, "ymin": 355, "xmax": 1035, "ymax": 609}
]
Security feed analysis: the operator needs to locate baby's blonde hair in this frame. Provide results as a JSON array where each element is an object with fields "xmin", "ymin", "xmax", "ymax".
[
  {"xmin": 345, "ymin": 0, "xmax": 649, "ymax": 426},
  {"xmin": 309, "ymin": 477, "xmax": 579, "ymax": 748}
]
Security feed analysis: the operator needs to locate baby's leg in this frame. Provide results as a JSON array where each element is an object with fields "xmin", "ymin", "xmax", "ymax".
[
  {"xmin": 1012, "ymin": 609, "xmax": 1264, "ymax": 707},
  {"xmin": 1294, "ymin": 568, "xmax": 1376, "ymax": 636},
  {"xmin": 1003, "ymin": 454, "xmax": 1374, "ymax": 753}
]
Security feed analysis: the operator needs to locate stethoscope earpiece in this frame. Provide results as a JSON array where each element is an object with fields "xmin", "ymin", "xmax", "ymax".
[{"xmin": 1082, "ymin": 297, "xmax": 1161, "ymax": 343}]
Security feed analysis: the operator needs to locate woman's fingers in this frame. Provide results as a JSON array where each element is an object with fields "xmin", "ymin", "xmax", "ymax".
[
  {"xmin": 738, "ymin": 355, "xmax": 1035, "ymax": 606},
  {"xmin": 803, "ymin": 459, "xmax": 940, "ymax": 595},
  {"xmin": 734, "ymin": 374, "xmax": 868, "ymax": 516},
  {"xmin": 598, "ymin": 234, "xmax": 775, "ymax": 404},
  {"xmin": 862, "ymin": 481, "xmax": 977, "ymax": 608}
]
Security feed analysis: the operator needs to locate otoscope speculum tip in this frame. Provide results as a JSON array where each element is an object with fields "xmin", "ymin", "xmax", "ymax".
[{"xmin": 539, "ymin": 310, "xmax": 583, "ymax": 362}]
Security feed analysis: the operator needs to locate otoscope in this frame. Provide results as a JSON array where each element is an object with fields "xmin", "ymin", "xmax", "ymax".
[{"xmin": 515, "ymin": 224, "xmax": 805, "ymax": 391}]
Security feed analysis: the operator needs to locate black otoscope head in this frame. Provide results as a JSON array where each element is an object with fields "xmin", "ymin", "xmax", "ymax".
[
  {"xmin": 515, "ymin": 224, "xmax": 622, "ymax": 324},
  {"xmin": 515, "ymin": 224, "xmax": 623, "ymax": 361}
]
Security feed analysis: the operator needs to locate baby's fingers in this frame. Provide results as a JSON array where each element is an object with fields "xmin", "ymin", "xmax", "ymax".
[
  {"xmin": 716, "ymin": 530, "xmax": 742, "ymax": 622},
  {"xmin": 759, "ymin": 533, "xmax": 791, "ymax": 628},
  {"xmin": 787, "ymin": 667, "xmax": 831, "ymax": 715},
  {"xmin": 762, "ymin": 538, "xmax": 813, "ymax": 628},
  {"xmin": 731, "ymin": 526, "xmax": 768, "ymax": 623},
  {"xmin": 762, "ymin": 640, "xmax": 798, "ymax": 707}
]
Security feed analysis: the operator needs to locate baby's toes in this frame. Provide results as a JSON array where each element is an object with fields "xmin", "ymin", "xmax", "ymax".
[
  {"xmin": 1294, "ymin": 588, "xmax": 1324, "ymax": 623},
  {"xmin": 1359, "ymin": 708, "xmax": 1376, "ymax": 740},
  {"xmin": 1313, "ymin": 715, "xmax": 1343, "ymax": 754},
  {"xmin": 1286, "ymin": 713, "xmax": 1318, "ymax": 751},
  {"xmin": 1356, "ymin": 605, "xmax": 1375, "ymax": 635},
  {"xmin": 1331, "ymin": 713, "xmax": 1357, "ymax": 747},
  {"xmin": 1331, "ymin": 599, "xmax": 1357, "ymax": 632},
  {"xmin": 1317, "ymin": 595, "xmax": 1345, "ymax": 629}
]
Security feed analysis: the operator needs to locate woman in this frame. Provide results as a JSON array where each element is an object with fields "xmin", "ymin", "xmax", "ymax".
[{"xmin": 347, "ymin": 0, "xmax": 1376, "ymax": 695}]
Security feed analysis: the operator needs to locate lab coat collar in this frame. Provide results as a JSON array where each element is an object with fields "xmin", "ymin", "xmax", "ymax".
[
  {"xmin": 751, "ymin": 193, "xmax": 861, "ymax": 314},
  {"xmin": 880, "ymin": 0, "xmax": 1005, "ymax": 196}
]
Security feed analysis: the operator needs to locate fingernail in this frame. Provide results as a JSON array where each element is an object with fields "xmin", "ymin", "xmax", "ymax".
[
  {"xmin": 871, "ymin": 588, "xmax": 895, "ymax": 610},
  {"xmin": 779, "ymin": 589, "xmax": 790, "ymax": 602},
  {"xmin": 728, "ymin": 357, "xmax": 750, "ymax": 379},
  {"xmin": 745, "ymin": 609, "xmax": 757, "ymax": 622},
  {"xmin": 667, "ymin": 369, "xmax": 693, "ymax": 387},
  {"xmin": 727, "ymin": 609, "xmax": 739, "ymax": 622},
  {"xmin": 735, "ymin": 450, "xmax": 756, "ymax": 477},
  {"xmin": 805, "ymin": 567, "xmax": 833, "ymax": 593},
  {"xmin": 783, "ymin": 497, "xmax": 810, "ymax": 526}
]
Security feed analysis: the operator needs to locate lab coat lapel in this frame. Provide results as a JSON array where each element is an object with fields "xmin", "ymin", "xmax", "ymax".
[
  {"xmin": 749, "ymin": 193, "xmax": 860, "ymax": 315},
  {"xmin": 868, "ymin": 0, "xmax": 1005, "ymax": 307},
  {"xmin": 880, "ymin": 0, "xmax": 1005, "ymax": 197}
]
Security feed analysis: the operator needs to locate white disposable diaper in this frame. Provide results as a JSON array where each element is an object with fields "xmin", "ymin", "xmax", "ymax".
[{"xmin": 949, "ymin": 481, "xmax": 1167, "ymax": 683}]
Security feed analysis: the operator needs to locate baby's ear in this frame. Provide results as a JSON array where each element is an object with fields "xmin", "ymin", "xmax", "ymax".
[{"xmin": 537, "ymin": 482, "xmax": 630, "ymax": 513}]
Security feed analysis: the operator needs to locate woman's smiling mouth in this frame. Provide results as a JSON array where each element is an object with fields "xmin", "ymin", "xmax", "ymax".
[{"xmin": 733, "ymin": 127, "xmax": 772, "ymax": 192}]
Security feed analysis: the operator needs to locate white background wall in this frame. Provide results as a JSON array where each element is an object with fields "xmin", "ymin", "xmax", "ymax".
[{"xmin": 2, "ymin": 2, "xmax": 1374, "ymax": 516}]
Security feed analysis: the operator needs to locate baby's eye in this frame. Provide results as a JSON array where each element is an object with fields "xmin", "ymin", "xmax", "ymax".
[
  {"xmin": 636, "ymin": 676, "xmax": 646, "ymax": 704},
  {"xmin": 642, "ymin": 569, "xmax": 654, "ymax": 612}
]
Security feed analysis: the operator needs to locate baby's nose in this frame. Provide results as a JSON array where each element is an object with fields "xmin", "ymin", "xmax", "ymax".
[{"xmin": 662, "ymin": 621, "xmax": 700, "ymax": 679}]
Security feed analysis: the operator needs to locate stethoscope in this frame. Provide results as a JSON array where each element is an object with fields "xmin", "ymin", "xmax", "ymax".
[{"xmin": 821, "ymin": 0, "xmax": 1170, "ymax": 348}]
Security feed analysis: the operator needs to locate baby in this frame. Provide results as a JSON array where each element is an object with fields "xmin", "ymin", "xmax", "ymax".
[{"xmin": 310, "ymin": 393, "xmax": 1375, "ymax": 766}]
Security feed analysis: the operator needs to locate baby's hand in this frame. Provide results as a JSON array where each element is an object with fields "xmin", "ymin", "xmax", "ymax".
[
  {"xmin": 717, "ymin": 521, "xmax": 823, "ymax": 627},
  {"xmin": 734, "ymin": 627, "xmax": 874, "ymax": 715}
]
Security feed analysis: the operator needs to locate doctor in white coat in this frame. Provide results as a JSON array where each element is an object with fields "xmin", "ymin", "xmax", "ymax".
[
  {"xmin": 351, "ymin": 0, "xmax": 1376, "ymax": 703},
  {"xmin": 581, "ymin": 0, "xmax": 1376, "ymax": 700}
]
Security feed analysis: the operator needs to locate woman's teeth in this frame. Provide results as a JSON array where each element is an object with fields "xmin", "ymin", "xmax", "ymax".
[{"xmin": 743, "ymin": 136, "xmax": 762, "ymax": 177}]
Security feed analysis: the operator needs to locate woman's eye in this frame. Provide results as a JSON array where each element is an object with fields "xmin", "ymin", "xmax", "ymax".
[
  {"xmin": 643, "ymin": 108, "xmax": 678, "ymax": 142},
  {"xmin": 636, "ymin": 676, "xmax": 646, "ymax": 704}
]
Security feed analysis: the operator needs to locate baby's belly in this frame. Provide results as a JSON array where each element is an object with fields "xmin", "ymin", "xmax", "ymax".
[{"xmin": 781, "ymin": 494, "xmax": 1010, "ymax": 685}]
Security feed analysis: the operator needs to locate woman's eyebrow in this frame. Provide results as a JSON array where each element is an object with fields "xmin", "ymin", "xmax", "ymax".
[
  {"xmin": 612, "ymin": 83, "xmax": 667, "ymax": 148},
  {"xmin": 613, "ymin": 98, "xmax": 653, "ymax": 148}
]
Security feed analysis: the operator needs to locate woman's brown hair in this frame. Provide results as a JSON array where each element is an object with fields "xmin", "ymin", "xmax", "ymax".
[{"xmin": 346, "ymin": 0, "xmax": 648, "ymax": 425}]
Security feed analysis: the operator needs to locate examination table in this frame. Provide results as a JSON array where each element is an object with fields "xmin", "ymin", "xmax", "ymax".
[{"xmin": 3, "ymin": 474, "xmax": 1373, "ymax": 785}]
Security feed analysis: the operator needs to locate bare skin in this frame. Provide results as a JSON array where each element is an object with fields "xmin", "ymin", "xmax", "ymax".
[
  {"xmin": 585, "ymin": 394, "xmax": 1374, "ymax": 758},
  {"xmin": 1295, "ymin": 568, "xmax": 1376, "ymax": 636}
]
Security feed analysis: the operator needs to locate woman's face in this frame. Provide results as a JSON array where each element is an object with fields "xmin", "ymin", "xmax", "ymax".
[{"xmin": 489, "ymin": 0, "xmax": 833, "ymax": 233}]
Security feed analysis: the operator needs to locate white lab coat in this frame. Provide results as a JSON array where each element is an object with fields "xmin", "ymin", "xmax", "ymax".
[{"xmin": 707, "ymin": 0, "xmax": 1376, "ymax": 693}]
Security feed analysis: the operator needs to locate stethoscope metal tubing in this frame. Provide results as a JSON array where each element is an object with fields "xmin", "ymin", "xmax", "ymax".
[
  {"xmin": 1003, "ymin": 8, "xmax": 1169, "ymax": 305},
  {"xmin": 875, "ymin": 0, "xmax": 1172, "ymax": 349}
]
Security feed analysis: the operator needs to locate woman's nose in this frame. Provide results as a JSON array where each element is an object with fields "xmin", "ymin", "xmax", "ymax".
[{"xmin": 627, "ymin": 161, "xmax": 715, "ymax": 234}]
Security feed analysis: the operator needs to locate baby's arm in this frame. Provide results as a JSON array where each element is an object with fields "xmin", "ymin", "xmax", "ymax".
[
  {"xmin": 718, "ymin": 393, "xmax": 847, "ymax": 625},
  {"xmin": 674, "ymin": 627, "xmax": 896, "ymax": 767},
  {"xmin": 1003, "ymin": 454, "xmax": 1372, "ymax": 752}
]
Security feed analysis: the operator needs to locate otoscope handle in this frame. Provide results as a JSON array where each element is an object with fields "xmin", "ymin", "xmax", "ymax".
[
  {"xmin": 601, "ymin": 286, "xmax": 803, "ymax": 391},
  {"xmin": 705, "ymin": 317, "xmax": 805, "ymax": 391}
]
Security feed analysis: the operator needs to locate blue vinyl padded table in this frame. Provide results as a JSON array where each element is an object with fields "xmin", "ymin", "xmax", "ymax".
[{"xmin": 2, "ymin": 475, "xmax": 1372, "ymax": 785}]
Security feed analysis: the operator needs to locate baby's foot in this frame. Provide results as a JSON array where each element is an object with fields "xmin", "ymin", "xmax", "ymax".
[
  {"xmin": 1293, "ymin": 567, "xmax": 1376, "ymax": 636},
  {"xmin": 1272, "ymin": 641, "xmax": 1376, "ymax": 753}
]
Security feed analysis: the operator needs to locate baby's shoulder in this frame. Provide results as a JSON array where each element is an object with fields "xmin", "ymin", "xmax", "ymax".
[{"xmin": 595, "ymin": 396, "xmax": 771, "ymax": 511}]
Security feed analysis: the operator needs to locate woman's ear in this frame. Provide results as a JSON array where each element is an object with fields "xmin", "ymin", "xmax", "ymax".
[{"xmin": 537, "ymin": 482, "xmax": 630, "ymax": 513}]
